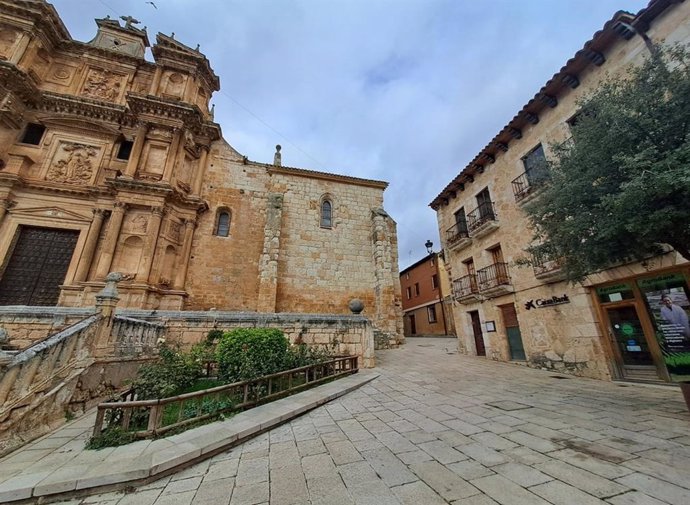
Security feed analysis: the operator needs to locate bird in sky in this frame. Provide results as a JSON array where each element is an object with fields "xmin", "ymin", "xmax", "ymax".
[{"xmin": 146, "ymin": 1, "xmax": 157, "ymax": 9}]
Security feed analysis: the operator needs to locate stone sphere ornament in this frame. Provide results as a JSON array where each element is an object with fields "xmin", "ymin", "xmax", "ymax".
[{"xmin": 348, "ymin": 298, "xmax": 364, "ymax": 314}]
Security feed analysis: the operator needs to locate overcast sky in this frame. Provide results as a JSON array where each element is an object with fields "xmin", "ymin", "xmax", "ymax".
[{"xmin": 51, "ymin": 0, "xmax": 648, "ymax": 270}]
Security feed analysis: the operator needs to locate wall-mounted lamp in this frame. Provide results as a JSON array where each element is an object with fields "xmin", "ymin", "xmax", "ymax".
[{"xmin": 425, "ymin": 240, "xmax": 433, "ymax": 254}]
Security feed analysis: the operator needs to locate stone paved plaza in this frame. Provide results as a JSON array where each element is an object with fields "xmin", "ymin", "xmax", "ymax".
[{"xmin": 54, "ymin": 337, "xmax": 690, "ymax": 505}]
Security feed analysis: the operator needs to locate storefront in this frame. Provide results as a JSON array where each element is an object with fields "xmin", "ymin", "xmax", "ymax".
[{"xmin": 594, "ymin": 267, "xmax": 690, "ymax": 383}]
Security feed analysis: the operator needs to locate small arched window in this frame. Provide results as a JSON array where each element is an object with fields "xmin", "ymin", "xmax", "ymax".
[
  {"xmin": 215, "ymin": 210, "xmax": 231, "ymax": 237},
  {"xmin": 320, "ymin": 200, "xmax": 332, "ymax": 228}
]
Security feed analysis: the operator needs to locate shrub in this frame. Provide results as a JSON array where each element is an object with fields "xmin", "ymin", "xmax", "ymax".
[
  {"xmin": 216, "ymin": 328, "xmax": 289, "ymax": 382},
  {"xmin": 287, "ymin": 343, "xmax": 335, "ymax": 369},
  {"xmin": 129, "ymin": 345, "xmax": 202, "ymax": 400}
]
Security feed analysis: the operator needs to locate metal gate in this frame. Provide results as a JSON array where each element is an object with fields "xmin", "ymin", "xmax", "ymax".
[{"xmin": 0, "ymin": 227, "xmax": 79, "ymax": 306}]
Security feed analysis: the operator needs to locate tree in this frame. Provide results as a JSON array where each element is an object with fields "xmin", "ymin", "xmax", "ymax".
[{"xmin": 523, "ymin": 46, "xmax": 690, "ymax": 282}]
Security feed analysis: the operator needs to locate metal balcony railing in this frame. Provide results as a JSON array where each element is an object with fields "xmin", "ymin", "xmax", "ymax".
[
  {"xmin": 453, "ymin": 274, "xmax": 479, "ymax": 299},
  {"xmin": 466, "ymin": 201, "xmax": 497, "ymax": 232},
  {"xmin": 476, "ymin": 262, "xmax": 511, "ymax": 291},
  {"xmin": 446, "ymin": 221, "xmax": 470, "ymax": 245},
  {"xmin": 531, "ymin": 247, "xmax": 563, "ymax": 278},
  {"xmin": 511, "ymin": 166, "xmax": 550, "ymax": 202}
]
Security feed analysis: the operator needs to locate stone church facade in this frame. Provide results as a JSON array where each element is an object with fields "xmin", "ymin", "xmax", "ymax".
[
  {"xmin": 0, "ymin": 1, "xmax": 403, "ymax": 343},
  {"xmin": 431, "ymin": 0, "xmax": 689, "ymax": 382}
]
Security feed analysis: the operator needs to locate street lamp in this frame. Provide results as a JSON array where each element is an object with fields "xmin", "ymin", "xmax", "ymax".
[{"xmin": 425, "ymin": 240, "xmax": 433, "ymax": 254}]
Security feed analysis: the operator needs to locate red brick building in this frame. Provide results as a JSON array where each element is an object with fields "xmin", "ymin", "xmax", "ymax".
[{"xmin": 400, "ymin": 252, "xmax": 455, "ymax": 337}]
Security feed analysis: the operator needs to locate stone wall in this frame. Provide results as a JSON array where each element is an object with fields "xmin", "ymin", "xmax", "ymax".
[
  {"xmin": 119, "ymin": 309, "xmax": 376, "ymax": 368},
  {"xmin": 0, "ymin": 307, "xmax": 95, "ymax": 350}
]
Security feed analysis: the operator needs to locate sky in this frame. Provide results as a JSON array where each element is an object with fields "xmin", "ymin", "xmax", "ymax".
[{"xmin": 51, "ymin": 0, "xmax": 649, "ymax": 270}]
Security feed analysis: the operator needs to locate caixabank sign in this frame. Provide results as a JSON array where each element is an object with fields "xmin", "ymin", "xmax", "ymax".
[{"xmin": 524, "ymin": 294, "xmax": 570, "ymax": 310}]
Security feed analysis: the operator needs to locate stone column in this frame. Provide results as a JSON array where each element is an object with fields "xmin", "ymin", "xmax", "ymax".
[
  {"xmin": 95, "ymin": 202, "xmax": 127, "ymax": 279},
  {"xmin": 257, "ymin": 194, "xmax": 284, "ymax": 312},
  {"xmin": 192, "ymin": 146, "xmax": 209, "ymax": 196},
  {"xmin": 174, "ymin": 218, "xmax": 196, "ymax": 289},
  {"xmin": 162, "ymin": 129, "xmax": 182, "ymax": 182},
  {"xmin": 9, "ymin": 32, "xmax": 31, "ymax": 65},
  {"xmin": 149, "ymin": 67, "xmax": 163, "ymax": 95},
  {"xmin": 123, "ymin": 123, "xmax": 148, "ymax": 178},
  {"xmin": 137, "ymin": 206, "xmax": 165, "ymax": 283},
  {"xmin": 0, "ymin": 199, "xmax": 15, "ymax": 227},
  {"xmin": 74, "ymin": 208, "xmax": 108, "ymax": 282}
]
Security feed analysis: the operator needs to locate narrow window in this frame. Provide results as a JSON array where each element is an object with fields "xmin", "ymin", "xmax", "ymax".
[
  {"xmin": 20, "ymin": 123, "xmax": 46, "ymax": 145},
  {"xmin": 414, "ymin": 282, "xmax": 420, "ymax": 297},
  {"xmin": 320, "ymin": 200, "xmax": 332, "ymax": 228},
  {"xmin": 427, "ymin": 305, "xmax": 437, "ymax": 323},
  {"xmin": 116, "ymin": 140, "xmax": 134, "ymax": 160},
  {"xmin": 215, "ymin": 210, "xmax": 231, "ymax": 237},
  {"xmin": 431, "ymin": 274, "xmax": 439, "ymax": 290},
  {"xmin": 406, "ymin": 286, "xmax": 412, "ymax": 300}
]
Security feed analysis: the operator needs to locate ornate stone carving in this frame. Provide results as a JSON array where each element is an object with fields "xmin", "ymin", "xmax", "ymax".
[
  {"xmin": 46, "ymin": 142, "xmax": 99, "ymax": 183},
  {"xmin": 0, "ymin": 27, "xmax": 18, "ymax": 58},
  {"xmin": 168, "ymin": 220, "xmax": 182, "ymax": 242},
  {"xmin": 82, "ymin": 68, "xmax": 123, "ymax": 101},
  {"xmin": 123, "ymin": 213, "xmax": 149, "ymax": 234}
]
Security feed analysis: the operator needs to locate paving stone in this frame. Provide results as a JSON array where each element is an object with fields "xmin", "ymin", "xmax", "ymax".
[
  {"xmin": 469, "ymin": 432, "xmax": 518, "ymax": 451},
  {"xmin": 530, "ymin": 480, "xmax": 607, "ymax": 505},
  {"xmin": 448, "ymin": 460, "xmax": 495, "ymax": 481},
  {"xmin": 301, "ymin": 453, "xmax": 337, "ymax": 480},
  {"xmin": 458, "ymin": 443, "xmax": 510, "ymax": 467},
  {"xmin": 408, "ymin": 460, "xmax": 479, "ymax": 501},
  {"xmin": 269, "ymin": 465, "xmax": 308, "ymax": 505},
  {"xmin": 547, "ymin": 449, "xmax": 633, "ymax": 479},
  {"xmin": 535, "ymin": 459, "xmax": 630, "ymax": 498},
  {"xmin": 435, "ymin": 430, "xmax": 473, "ymax": 447},
  {"xmin": 235, "ymin": 457, "xmax": 268, "ymax": 486},
  {"xmin": 616, "ymin": 473, "xmax": 690, "ymax": 505},
  {"xmin": 621, "ymin": 456, "xmax": 690, "ymax": 489},
  {"xmin": 470, "ymin": 474, "xmax": 551, "ymax": 505},
  {"xmin": 337, "ymin": 461, "xmax": 382, "ymax": 487},
  {"xmin": 501, "ymin": 446, "xmax": 552, "ymax": 465},
  {"xmin": 417, "ymin": 440, "xmax": 467, "ymax": 464},
  {"xmin": 325, "ymin": 440, "xmax": 363, "ymax": 465},
  {"xmin": 153, "ymin": 490, "xmax": 196, "ymax": 505},
  {"xmin": 361, "ymin": 447, "xmax": 418, "ymax": 487},
  {"xmin": 118, "ymin": 489, "xmax": 162, "ymax": 505},
  {"xmin": 204, "ymin": 459, "xmax": 239, "ymax": 482},
  {"xmin": 605, "ymin": 491, "xmax": 669, "ymax": 505},
  {"xmin": 397, "ymin": 449, "xmax": 433, "ymax": 465},
  {"xmin": 490, "ymin": 462, "xmax": 552, "ymax": 487},
  {"xmin": 162, "ymin": 477, "xmax": 203, "ymax": 495},
  {"xmin": 451, "ymin": 495, "xmax": 499, "ymax": 505},
  {"xmin": 307, "ymin": 475, "xmax": 353, "ymax": 505},
  {"xmin": 375, "ymin": 431, "xmax": 418, "ymax": 454},
  {"xmin": 443, "ymin": 419, "xmax": 484, "ymax": 436},
  {"xmin": 225, "ymin": 482, "xmax": 268, "ymax": 505},
  {"xmin": 392, "ymin": 480, "xmax": 447, "ymax": 505},
  {"xmin": 502, "ymin": 431, "xmax": 562, "ymax": 453}
]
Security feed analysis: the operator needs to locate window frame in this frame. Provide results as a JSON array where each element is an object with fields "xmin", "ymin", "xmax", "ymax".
[
  {"xmin": 431, "ymin": 274, "xmax": 439, "ymax": 290},
  {"xmin": 19, "ymin": 123, "xmax": 46, "ymax": 146},
  {"xmin": 427, "ymin": 305, "xmax": 437, "ymax": 323},
  {"xmin": 320, "ymin": 198, "xmax": 333, "ymax": 229},
  {"xmin": 214, "ymin": 209, "xmax": 231, "ymax": 237},
  {"xmin": 414, "ymin": 282, "xmax": 420, "ymax": 297}
]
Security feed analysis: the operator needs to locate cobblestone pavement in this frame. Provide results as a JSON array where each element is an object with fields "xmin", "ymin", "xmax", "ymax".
[{"xmin": 57, "ymin": 337, "xmax": 690, "ymax": 505}]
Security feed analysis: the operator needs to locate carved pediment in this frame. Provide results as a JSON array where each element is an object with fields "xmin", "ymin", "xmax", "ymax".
[{"xmin": 11, "ymin": 206, "xmax": 92, "ymax": 222}]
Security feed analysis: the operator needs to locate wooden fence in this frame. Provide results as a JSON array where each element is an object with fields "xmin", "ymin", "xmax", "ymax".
[{"xmin": 93, "ymin": 355, "xmax": 358, "ymax": 438}]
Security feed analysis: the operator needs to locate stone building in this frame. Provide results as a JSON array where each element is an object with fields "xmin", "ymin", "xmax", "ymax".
[
  {"xmin": 431, "ymin": 0, "xmax": 689, "ymax": 382},
  {"xmin": 400, "ymin": 250, "xmax": 455, "ymax": 338},
  {"xmin": 0, "ymin": 0, "xmax": 403, "ymax": 344}
]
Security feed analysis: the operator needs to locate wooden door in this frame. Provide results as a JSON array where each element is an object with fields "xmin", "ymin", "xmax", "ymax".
[
  {"xmin": 499, "ymin": 303, "xmax": 526, "ymax": 360},
  {"xmin": 469, "ymin": 311, "xmax": 486, "ymax": 356},
  {"xmin": 0, "ymin": 227, "xmax": 79, "ymax": 306}
]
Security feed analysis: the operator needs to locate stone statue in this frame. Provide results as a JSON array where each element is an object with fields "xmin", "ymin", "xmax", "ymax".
[{"xmin": 273, "ymin": 145, "xmax": 282, "ymax": 166}]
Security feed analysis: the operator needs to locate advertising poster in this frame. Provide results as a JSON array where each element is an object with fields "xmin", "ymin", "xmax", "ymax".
[{"xmin": 638, "ymin": 274, "xmax": 690, "ymax": 381}]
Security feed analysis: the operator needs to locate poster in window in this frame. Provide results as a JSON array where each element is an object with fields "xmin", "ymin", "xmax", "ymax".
[{"xmin": 637, "ymin": 273, "xmax": 690, "ymax": 381}]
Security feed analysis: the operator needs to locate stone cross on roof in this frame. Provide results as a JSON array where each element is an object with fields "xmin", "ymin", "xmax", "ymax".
[{"xmin": 120, "ymin": 15, "xmax": 141, "ymax": 29}]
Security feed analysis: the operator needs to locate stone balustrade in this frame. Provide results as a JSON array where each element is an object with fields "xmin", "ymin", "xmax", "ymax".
[{"xmin": 110, "ymin": 316, "xmax": 166, "ymax": 356}]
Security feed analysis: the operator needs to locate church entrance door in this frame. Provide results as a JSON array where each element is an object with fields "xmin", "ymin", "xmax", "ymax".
[{"xmin": 0, "ymin": 226, "xmax": 79, "ymax": 306}]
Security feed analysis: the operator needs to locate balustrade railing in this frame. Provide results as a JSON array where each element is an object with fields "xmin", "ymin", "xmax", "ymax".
[
  {"xmin": 511, "ymin": 166, "xmax": 550, "ymax": 202},
  {"xmin": 466, "ymin": 201, "xmax": 497, "ymax": 231},
  {"xmin": 111, "ymin": 316, "xmax": 165, "ymax": 355},
  {"xmin": 476, "ymin": 262, "xmax": 511, "ymax": 291},
  {"xmin": 93, "ymin": 355, "xmax": 359, "ymax": 439},
  {"xmin": 453, "ymin": 274, "xmax": 479, "ymax": 299},
  {"xmin": 0, "ymin": 314, "xmax": 100, "ymax": 412},
  {"xmin": 446, "ymin": 221, "xmax": 470, "ymax": 245}
]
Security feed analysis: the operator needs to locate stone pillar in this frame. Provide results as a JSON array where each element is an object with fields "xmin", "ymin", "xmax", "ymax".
[
  {"xmin": 74, "ymin": 208, "xmax": 108, "ymax": 282},
  {"xmin": 137, "ymin": 206, "xmax": 165, "ymax": 283},
  {"xmin": 192, "ymin": 146, "xmax": 209, "ymax": 196},
  {"xmin": 93, "ymin": 272, "xmax": 122, "ymax": 356},
  {"xmin": 0, "ymin": 199, "xmax": 15, "ymax": 227},
  {"xmin": 9, "ymin": 32, "xmax": 31, "ymax": 65},
  {"xmin": 149, "ymin": 67, "xmax": 163, "ymax": 95},
  {"xmin": 95, "ymin": 202, "xmax": 127, "ymax": 279},
  {"xmin": 123, "ymin": 123, "xmax": 148, "ymax": 178},
  {"xmin": 257, "ymin": 194, "xmax": 284, "ymax": 312},
  {"xmin": 174, "ymin": 218, "xmax": 196, "ymax": 289},
  {"xmin": 162, "ymin": 129, "xmax": 182, "ymax": 182}
]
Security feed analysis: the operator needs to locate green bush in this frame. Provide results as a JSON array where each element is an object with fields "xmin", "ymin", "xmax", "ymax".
[
  {"xmin": 287, "ymin": 343, "xmax": 335, "ymax": 368},
  {"xmin": 129, "ymin": 345, "xmax": 202, "ymax": 400},
  {"xmin": 216, "ymin": 328, "xmax": 289, "ymax": 382}
]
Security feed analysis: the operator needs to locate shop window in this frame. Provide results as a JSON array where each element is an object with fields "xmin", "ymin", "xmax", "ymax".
[
  {"xmin": 214, "ymin": 209, "xmax": 231, "ymax": 237},
  {"xmin": 20, "ymin": 123, "xmax": 46, "ymax": 145},
  {"xmin": 116, "ymin": 140, "xmax": 134, "ymax": 160},
  {"xmin": 427, "ymin": 305, "xmax": 437, "ymax": 323}
]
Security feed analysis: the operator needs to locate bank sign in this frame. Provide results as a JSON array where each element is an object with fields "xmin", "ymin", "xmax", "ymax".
[{"xmin": 524, "ymin": 294, "xmax": 570, "ymax": 310}]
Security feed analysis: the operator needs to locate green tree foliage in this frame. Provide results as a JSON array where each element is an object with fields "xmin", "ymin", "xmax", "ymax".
[
  {"xmin": 524, "ymin": 46, "xmax": 690, "ymax": 281},
  {"xmin": 129, "ymin": 345, "xmax": 202, "ymax": 399},
  {"xmin": 216, "ymin": 328, "xmax": 290, "ymax": 382}
]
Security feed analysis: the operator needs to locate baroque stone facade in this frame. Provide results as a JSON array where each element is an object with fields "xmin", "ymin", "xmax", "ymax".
[
  {"xmin": 0, "ymin": 1, "xmax": 403, "ymax": 344},
  {"xmin": 431, "ymin": 0, "xmax": 690, "ymax": 382}
]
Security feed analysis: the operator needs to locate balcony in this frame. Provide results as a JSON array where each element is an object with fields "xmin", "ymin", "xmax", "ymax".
[
  {"xmin": 476, "ymin": 262, "xmax": 513, "ymax": 298},
  {"xmin": 466, "ymin": 201, "xmax": 499, "ymax": 238},
  {"xmin": 453, "ymin": 274, "xmax": 482, "ymax": 304},
  {"xmin": 511, "ymin": 167, "xmax": 550, "ymax": 204},
  {"xmin": 532, "ymin": 249, "xmax": 566, "ymax": 283},
  {"xmin": 446, "ymin": 222, "xmax": 472, "ymax": 252}
]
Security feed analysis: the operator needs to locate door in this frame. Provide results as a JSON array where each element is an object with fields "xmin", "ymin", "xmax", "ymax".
[
  {"xmin": 499, "ymin": 303, "xmax": 526, "ymax": 360},
  {"xmin": 469, "ymin": 311, "xmax": 486, "ymax": 356},
  {"xmin": 409, "ymin": 314, "xmax": 416, "ymax": 335},
  {"xmin": 604, "ymin": 304, "xmax": 664, "ymax": 381},
  {"xmin": 0, "ymin": 227, "xmax": 79, "ymax": 306}
]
